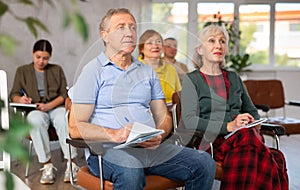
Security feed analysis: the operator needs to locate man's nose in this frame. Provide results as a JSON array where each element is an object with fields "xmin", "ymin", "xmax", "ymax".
[{"xmin": 124, "ymin": 26, "xmax": 135, "ymax": 35}]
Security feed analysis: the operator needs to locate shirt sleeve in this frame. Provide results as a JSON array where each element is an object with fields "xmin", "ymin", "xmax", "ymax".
[{"xmin": 69, "ymin": 60, "xmax": 102, "ymax": 104}]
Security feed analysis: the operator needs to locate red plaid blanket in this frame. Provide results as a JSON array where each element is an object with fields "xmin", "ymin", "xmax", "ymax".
[{"xmin": 201, "ymin": 128, "xmax": 289, "ymax": 190}]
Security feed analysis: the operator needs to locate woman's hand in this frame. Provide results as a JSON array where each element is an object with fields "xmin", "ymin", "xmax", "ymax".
[
  {"xmin": 36, "ymin": 103, "xmax": 51, "ymax": 112},
  {"xmin": 227, "ymin": 113, "xmax": 255, "ymax": 132},
  {"xmin": 16, "ymin": 96, "xmax": 32, "ymax": 104}
]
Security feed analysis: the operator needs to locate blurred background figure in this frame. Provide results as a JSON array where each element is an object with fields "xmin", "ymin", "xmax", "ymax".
[
  {"xmin": 9, "ymin": 39, "xmax": 78, "ymax": 185},
  {"xmin": 163, "ymin": 37, "xmax": 189, "ymax": 83},
  {"xmin": 138, "ymin": 30, "xmax": 181, "ymax": 106}
]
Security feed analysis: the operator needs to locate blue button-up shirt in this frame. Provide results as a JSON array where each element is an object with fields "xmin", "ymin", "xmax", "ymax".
[{"xmin": 69, "ymin": 52, "xmax": 164, "ymax": 129}]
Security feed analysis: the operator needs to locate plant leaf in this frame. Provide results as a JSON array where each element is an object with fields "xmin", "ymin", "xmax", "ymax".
[
  {"xmin": 5, "ymin": 171, "xmax": 14, "ymax": 190},
  {"xmin": 44, "ymin": 0, "xmax": 55, "ymax": 8},
  {"xmin": 62, "ymin": 9, "xmax": 71, "ymax": 28},
  {"xmin": 72, "ymin": 12, "xmax": 89, "ymax": 41},
  {"xmin": 29, "ymin": 17, "xmax": 49, "ymax": 33},
  {"xmin": 25, "ymin": 17, "xmax": 49, "ymax": 37},
  {"xmin": 17, "ymin": 0, "xmax": 33, "ymax": 5},
  {"xmin": 3, "ymin": 115, "xmax": 31, "ymax": 164},
  {"xmin": 25, "ymin": 18, "xmax": 38, "ymax": 38},
  {"xmin": 0, "ymin": 1, "xmax": 8, "ymax": 17},
  {"xmin": 0, "ymin": 99, "xmax": 4, "ymax": 108},
  {"xmin": 0, "ymin": 34, "xmax": 18, "ymax": 55}
]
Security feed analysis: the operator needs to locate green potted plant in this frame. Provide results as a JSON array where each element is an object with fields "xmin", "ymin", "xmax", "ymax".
[
  {"xmin": 203, "ymin": 12, "xmax": 252, "ymax": 74},
  {"xmin": 1, "ymin": 99, "xmax": 31, "ymax": 190},
  {"xmin": 0, "ymin": 1, "xmax": 90, "ymax": 189},
  {"xmin": 227, "ymin": 54, "xmax": 252, "ymax": 73}
]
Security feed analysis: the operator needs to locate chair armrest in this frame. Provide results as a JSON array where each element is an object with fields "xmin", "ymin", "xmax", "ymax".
[
  {"xmin": 261, "ymin": 123, "xmax": 285, "ymax": 136},
  {"xmin": 174, "ymin": 128, "xmax": 204, "ymax": 138},
  {"xmin": 254, "ymin": 104, "xmax": 270, "ymax": 112},
  {"xmin": 171, "ymin": 128, "xmax": 204, "ymax": 148},
  {"xmin": 286, "ymin": 100, "xmax": 300, "ymax": 107},
  {"xmin": 66, "ymin": 138, "xmax": 106, "ymax": 155}
]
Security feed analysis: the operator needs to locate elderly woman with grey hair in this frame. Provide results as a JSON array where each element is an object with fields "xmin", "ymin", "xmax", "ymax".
[{"xmin": 181, "ymin": 24, "xmax": 288, "ymax": 190}]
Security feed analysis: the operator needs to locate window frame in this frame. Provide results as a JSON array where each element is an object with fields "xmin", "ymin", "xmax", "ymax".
[{"xmin": 152, "ymin": 0, "xmax": 300, "ymax": 70}]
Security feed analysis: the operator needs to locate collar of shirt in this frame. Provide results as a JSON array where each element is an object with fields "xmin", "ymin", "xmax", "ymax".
[{"xmin": 97, "ymin": 52, "xmax": 142, "ymax": 69}]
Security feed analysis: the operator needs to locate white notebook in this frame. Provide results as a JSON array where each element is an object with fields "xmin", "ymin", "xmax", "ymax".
[
  {"xmin": 114, "ymin": 122, "xmax": 164, "ymax": 149},
  {"xmin": 224, "ymin": 118, "xmax": 268, "ymax": 139},
  {"xmin": 9, "ymin": 103, "xmax": 37, "ymax": 108}
]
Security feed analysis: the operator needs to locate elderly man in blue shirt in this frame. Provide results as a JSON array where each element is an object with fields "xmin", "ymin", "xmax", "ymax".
[{"xmin": 68, "ymin": 8, "xmax": 215, "ymax": 190}]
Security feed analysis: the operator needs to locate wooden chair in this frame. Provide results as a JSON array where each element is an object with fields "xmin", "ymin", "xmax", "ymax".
[
  {"xmin": 244, "ymin": 79, "xmax": 300, "ymax": 137},
  {"xmin": 171, "ymin": 91, "xmax": 285, "ymax": 181},
  {"xmin": 65, "ymin": 97, "xmax": 185, "ymax": 190}
]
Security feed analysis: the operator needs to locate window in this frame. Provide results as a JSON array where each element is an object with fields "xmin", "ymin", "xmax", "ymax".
[
  {"xmin": 152, "ymin": 0, "xmax": 300, "ymax": 68},
  {"xmin": 290, "ymin": 23, "xmax": 300, "ymax": 32},
  {"xmin": 197, "ymin": 2, "xmax": 234, "ymax": 30},
  {"xmin": 275, "ymin": 3, "xmax": 300, "ymax": 66},
  {"xmin": 151, "ymin": 2, "xmax": 188, "ymax": 62},
  {"xmin": 197, "ymin": 3, "xmax": 235, "ymax": 58},
  {"xmin": 239, "ymin": 4, "xmax": 270, "ymax": 65}
]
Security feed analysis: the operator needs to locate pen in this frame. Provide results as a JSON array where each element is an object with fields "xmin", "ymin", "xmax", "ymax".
[
  {"xmin": 21, "ymin": 88, "xmax": 27, "ymax": 97},
  {"xmin": 124, "ymin": 117, "xmax": 130, "ymax": 122}
]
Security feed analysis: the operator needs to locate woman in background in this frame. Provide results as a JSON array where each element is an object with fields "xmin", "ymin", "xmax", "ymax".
[
  {"xmin": 138, "ymin": 29, "xmax": 181, "ymax": 106},
  {"xmin": 10, "ymin": 39, "xmax": 78, "ymax": 184}
]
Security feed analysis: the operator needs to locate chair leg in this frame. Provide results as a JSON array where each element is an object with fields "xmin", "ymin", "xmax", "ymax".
[
  {"xmin": 60, "ymin": 148, "xmax": 64, "ymax": 161},
  {"xmin": 68, "ymin": 144, "xmax": 74, "ymax": 184},
  {"xmin": 98, "ymin": 155, "xmax": 104, "ymax": 190},
  {"xmin": 210, "ymin": 142, "xmax": 214, "ymax": 158},
  {"xmin": 25, "ymin": 140, "xmax": 33, "ymax": 178},
  {"xmin": 274, "ymin": 135, "xmax": 281, "ymax": 150}
]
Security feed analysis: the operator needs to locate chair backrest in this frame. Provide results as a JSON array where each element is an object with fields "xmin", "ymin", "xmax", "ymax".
[
  {"xmin": 171, "ymin": 91, "xmax": 187, "ymax": 130},
  {"xmin": 0, "ymin": 70, "xmax": 9, "ymax": 130},
  {"xmin": 0, "ymin": 70, "xmax": 10, "ymax": 171},
  {"xmin": 243, "ymin": 79, "xmax": 285, "ymax": 109},
  {"xmin": 172, "ymin": 91, "xmax": 181, "ymax": 126}
]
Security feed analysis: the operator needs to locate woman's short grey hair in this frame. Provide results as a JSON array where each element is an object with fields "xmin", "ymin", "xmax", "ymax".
[{"xmin": 192, "ymin": 24, "xmax": 229, "ymax": 69}]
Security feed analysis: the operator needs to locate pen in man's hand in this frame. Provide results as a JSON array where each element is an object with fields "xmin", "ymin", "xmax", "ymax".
[{"xmin": 124, "ymin": 117, "xmax": 130, "ymax": 123}]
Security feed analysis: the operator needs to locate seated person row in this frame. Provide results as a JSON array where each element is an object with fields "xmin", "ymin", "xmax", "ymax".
[
  {"xmin": 9, "ymin": 39, "xmax": 78, "ymax": 184},
  {"xmin": 138, "ymin": 29, "xmax": 181, "ymax": 106},
  {"xmin": 162, "ymin": 37, "xmax": 189, "ymax": 83},
  {"xmin": 180, "ymin": 24, "xmax": 289, "ymax": 189},
  {"xmin": 68, "ymin": 8, "xmax": 215, "ymax": 190}
]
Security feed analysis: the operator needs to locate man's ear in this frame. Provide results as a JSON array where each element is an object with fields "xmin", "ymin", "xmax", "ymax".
[{"xmin": 101, "ymin": 31, "xmax": 108, "ymax": 44}]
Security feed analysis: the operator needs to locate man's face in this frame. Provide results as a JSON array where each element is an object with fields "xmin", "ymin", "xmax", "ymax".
[
  {"xmin": 102, "ymin": 13, "xmax": 137, "ymax": 55},
  {"xmin": 163, "ymin": 39, "xmax": 177, "ymax": 58}
]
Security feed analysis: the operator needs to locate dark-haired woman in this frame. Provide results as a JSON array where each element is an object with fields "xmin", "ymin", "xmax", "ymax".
[{"xmin": 10, "ymin": 39, "xmax": 78, "ymax": 184}]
